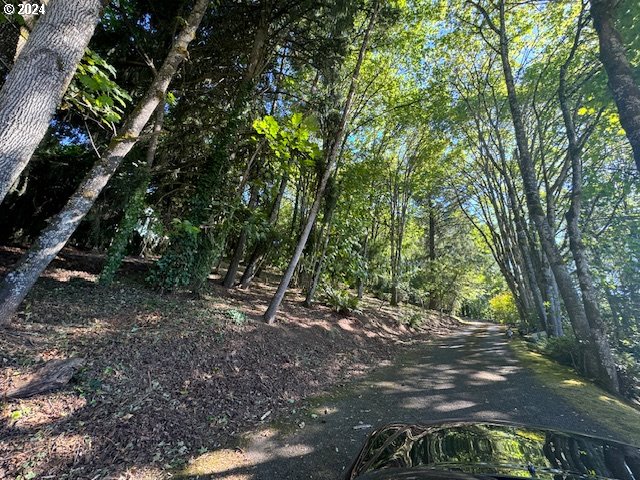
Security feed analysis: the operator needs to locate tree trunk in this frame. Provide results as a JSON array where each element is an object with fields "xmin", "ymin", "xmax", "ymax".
[
  {"xmin": 427, "ymin": 206, "xmax": 437, "ymax": 309},
  {"xmin": 223, "ymin": 186, "xmax": 259, "ymax": 288},
  {"xmin": 239, "ymin": 169, "xmax": 288, "ymax": 289},
  {"xmin": 542, "ymin": 256, "xmax": 563, "ymax": 337},
  {"xmin": 590, "ymin": 0, "xmax": 640, "ymax": 172},
  {"xmin": 0, "ymin": 0, "xmax": 209, "ymax": 326},
  {"xmin": 153, "ymin": 3, "xmax": 271, "ymax": 290},
  {"xmin": 262, "ymin": 0, "xmax": 379, "ymax": 324},
  {"xmin": 303, "ymin": 204, "xmax": 336, "ymax": 307},
  {"xmin": 0, "ymin": 0, "xmax": 105, "ymax": 205},
  {"xmin": 13, "ymin": 0, "xmax": 47, "ymax": 61},
  {"xmin": 475, "ymin": 0, "xmax": 618, "ymax": 391},
  {"xmin": 559, "ymin": 21, "xmax": 619, "ymax": 391},
  {"xmin": 356, "ymin": 235, "xmax": 369, "ymax": 300}
]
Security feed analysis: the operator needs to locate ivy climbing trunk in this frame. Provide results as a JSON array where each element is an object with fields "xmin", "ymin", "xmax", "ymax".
[
  {"xmin": 303, "ymin": 189, "xmax": 337, "ymax": 307},
  {"xmin": 239, "ymin": 169, "xmax": 288, "ymax": 289},
  {"xmin": 99, "ymin": 102, "xmax": 165, "ymax": 285},
  {"xmin": 590, "ymin": 0, "xmax": 640, "ymax": 173},
  {"xmin": 0, "ymin": 0, "xmax": 105, "ymax": 205},
  {"xmin": 222, "ymin": 186, "xmax": 259, "ymax": 288},
  {"xmin": 0, "ymin": 0, "xmax": 209, "ymax": 326},
  {"xmin": 152, "ymin": 2, "xmax": 271, "ymax": 290},
  {"xmin": 262, "ymin": 0, "xmax": 379, "ymax": 324}
]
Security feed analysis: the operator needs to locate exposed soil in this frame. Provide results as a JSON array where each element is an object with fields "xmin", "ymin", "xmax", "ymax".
[{"xmin": 0, "ymin": 246, "xmax": 460, "ymax": 479}]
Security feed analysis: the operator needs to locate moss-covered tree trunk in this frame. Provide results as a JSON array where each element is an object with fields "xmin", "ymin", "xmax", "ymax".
[
  {"xmin": 590, "ymin": 0, "xmax": 640, "ymax": 172},
  {"xmin": 152, "ymin": 3, "xmax": 271, "ymax": 291},
  {"xmin": 475, "ymin": 0, "xmax": 619, "ymax": 392},
  {"xmin": 99, "ymin": 102, "xmax": 165, "ymax": 285},
  {"xmin": 559, "ymin": 13, "xmax": 619, "ymax": 392}
]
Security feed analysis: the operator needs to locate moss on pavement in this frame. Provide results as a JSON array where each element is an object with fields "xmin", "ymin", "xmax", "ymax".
[{"xmin": 510, "ymin": 339, "xmax": 640, "ymax": 445}]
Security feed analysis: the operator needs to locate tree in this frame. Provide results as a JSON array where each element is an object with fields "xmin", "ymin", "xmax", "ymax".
[
  {"xmin": 262, "ymin": 0, "xmax": 380, "ymax": 324},
  {"xmin": 470, "ymin": 0, "xmax": 619, "ymax": 392},
  {"xmin": 589, "ymin": 0, "xmax": 640, "ymax": 172},
  {"xmin": 0, "ymin": 0, "xmax": 106, "ymax": 204},
  {"xmin": 0, "ymin": 0, "xmax": 209, "ymax": 326}
]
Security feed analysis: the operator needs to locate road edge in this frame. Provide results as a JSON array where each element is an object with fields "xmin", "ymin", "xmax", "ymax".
[{"xmin": 509, "ymin": 339, "xmax": 640, "ymax": 445}]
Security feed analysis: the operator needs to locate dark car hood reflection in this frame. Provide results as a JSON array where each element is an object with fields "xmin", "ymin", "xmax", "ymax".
[{"xmin": 345, "ymin": 421, "xmax": 640, "ymax": 480}]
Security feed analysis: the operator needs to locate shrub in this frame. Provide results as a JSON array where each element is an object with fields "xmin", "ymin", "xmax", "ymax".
[
  {"xmin": 489, "ymin": 291, "xmax": 519, "ymax": 324},
  {"xmin": 226, "ymin": 308, "xmax": 247, "ymax": 325},
  {"xmin": 402, "ymin": 312, "xmax": 423, "ymax": 328},
  {"xmin": 323, "ymin": 286, "xmax": 360, "ymax": 314},
  {"xmin": 541, "ymin": 335, "xmax": 583, "ymax": 370},
  {"xmin": 617, "ymin": 352, "xmax": 640, "ymax": 401}
]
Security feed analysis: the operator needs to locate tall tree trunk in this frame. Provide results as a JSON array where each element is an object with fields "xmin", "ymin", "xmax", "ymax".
[
  {"xmin": 427, "ymin": 205, "xmax": 437, "ymax": 309},
  {"xmin": 303, "ymin": 200, "xmax": 336, "ymax": 307},
  {"xmin": 356, "ymin": 235, "xmax": 368, "ymax": 300},
  {"xmin": 590, "ymin": 0, "xmax": 640, "ymax": 172},
  {"xmin": 0, "ymin": 0, "xmax": 209, "ymax": 326},
  {"xmin": 239, "ymin": 168, "xmax": 288, "ymax": 289},
  {"xmin": 474, "ymin": 0, "xmax": 618, "ymax": 391},
  {"xmin": 559, "ymin": 18, "xmax": 619, "ymax": 391},
  {"xmin": 541, "ymin": 255, "xmax": 564, "ymax": 337},
  {"xmin": 223, "ymin": 186, "xmax": 259, "ymax": 288},
  {"xmin": 262, "ymin": 0, "xmax": 379, "ymax": 324},
  {"xmin": 153, "ymin": 2, "xmax": 270, "ymax": 291},
  {"xmin": 13, "ymin": 0, "xmax": 47, "ymax": 61},
  {"xmin": 0, "ymin": 0, "xmax": 105, "ymax": 204}
]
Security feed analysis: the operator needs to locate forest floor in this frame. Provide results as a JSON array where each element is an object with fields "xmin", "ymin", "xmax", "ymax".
[{"xmin": 0, "ymin": 246, "xmax": 460, "ymax": 479}]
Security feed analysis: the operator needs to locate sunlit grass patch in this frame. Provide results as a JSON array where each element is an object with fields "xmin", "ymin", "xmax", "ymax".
[
  {"xmin": 562, "ymin": 379, "xmax": 585, "ymax": 387},
  {"xmin": 510, "ymin": 340, "xmax": 640, "ymax": 445},
  {"xmin": 177, "ymin": 448, "xmax": 248, "ymax": 478}
]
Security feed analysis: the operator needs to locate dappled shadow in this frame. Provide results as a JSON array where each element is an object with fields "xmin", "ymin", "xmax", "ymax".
[
  {"xmin": 0, "ymin": 247, "xmax": 619, "ymax": 479},
  {"xmin": 0, "ymin": 247, "xmax": 458, "ymax": 479},
  {"xmin": 177, "ymin": 325, "xmax": 622, "ymax": 479}
]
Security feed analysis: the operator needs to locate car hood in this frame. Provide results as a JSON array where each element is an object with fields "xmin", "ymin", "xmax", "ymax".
[{"xmin": 345, "ymin": 421, "xmax": 640, "ymax": 480}]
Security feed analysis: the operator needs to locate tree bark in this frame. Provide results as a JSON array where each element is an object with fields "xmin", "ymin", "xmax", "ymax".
[
  {"xmin": 541, "ymin": 255, "xmax": 563, "ymax": 337},
  {"xmin": 303, "ymin": 200, "xmax": 336, "ymax": 307},
  {"xmin": 590, "ymin": 0, "xmax": 640, "ymax": 172},
  {"xmin": 427, "ymin": 205, "xmax": 437, "ymax": 309},
  {"xmin": 0, "ymin": 0, "xmax": 209, "ymax": 326},
  {"xmin": 0, "ymin": 0, "xmax": 106, "ymax": 205},
  {"xmin": 239, "ymin": 168, "xmax": 288, "ymax": 289},
  {"xmin": 99, "ymin": 101, "xmax": 166, "ymax": 285},
  {"xmin": 262, "ymin": 0, "xmax": 379, "ymax": 324}
]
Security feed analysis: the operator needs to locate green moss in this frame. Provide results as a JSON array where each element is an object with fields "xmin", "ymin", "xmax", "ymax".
[{"xmin": 510, "ymin": 340, "xmax": 640, "ymax": 444}]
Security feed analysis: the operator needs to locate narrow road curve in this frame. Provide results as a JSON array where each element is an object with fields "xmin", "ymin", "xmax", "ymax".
[{"xmin": 203, "ymin": 323, "xmax": 619, "ymax": 480}]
